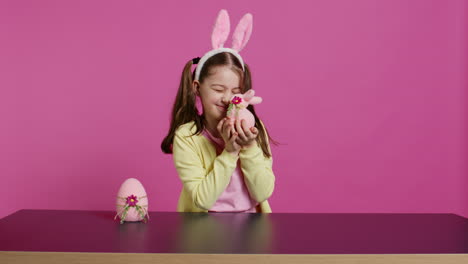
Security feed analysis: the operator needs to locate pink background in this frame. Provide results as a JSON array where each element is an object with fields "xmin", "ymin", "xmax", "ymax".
[{"xmin": 1, "ymin": 0, "xmax": 467, "ymax": 219}]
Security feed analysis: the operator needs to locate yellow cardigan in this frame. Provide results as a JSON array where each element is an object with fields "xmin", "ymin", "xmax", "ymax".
[{"xmin": 172, "ymin": 121, "xmax": 275, "ymax": 213}]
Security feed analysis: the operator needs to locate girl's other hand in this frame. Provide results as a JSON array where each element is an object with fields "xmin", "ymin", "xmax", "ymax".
[
  {"xmin": 217, "ymin": 117, "xmax": 241, "ymax": 156},
  {"xmin": 234, "ymin": 119, "xmax": 258, "ymax": 149}
]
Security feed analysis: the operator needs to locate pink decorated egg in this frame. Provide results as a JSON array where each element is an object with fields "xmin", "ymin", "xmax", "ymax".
[
  {"xmin": 115, "ymin": 178, "xmax": 149, "ymax": 223},
  {"xmin": 226, "ymin": 90, "xmax": 262, "ymax": 129}
]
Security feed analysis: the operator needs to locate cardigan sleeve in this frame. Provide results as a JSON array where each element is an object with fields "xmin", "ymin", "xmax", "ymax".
[
  {"xmin": 238, "ymin": 128, "xmax": 275, "ymax": 203},
  {"xmin": 172, "ymin": 128, "xmax": 239, "ymax": 211}
]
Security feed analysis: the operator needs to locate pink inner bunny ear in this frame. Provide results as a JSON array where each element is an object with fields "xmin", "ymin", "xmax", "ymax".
[
  {"xmin": 212, "ymin": 9, "xmax": 230, "ymax": 49},
  {"xmin": 231, "ymin": 13, "xmax": 253, "ymax": 52}
]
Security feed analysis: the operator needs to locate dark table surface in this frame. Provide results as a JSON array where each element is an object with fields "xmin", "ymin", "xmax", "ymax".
[{"xmin": 1, "ymin": 210, "xmax": 468, "ymax": 254}]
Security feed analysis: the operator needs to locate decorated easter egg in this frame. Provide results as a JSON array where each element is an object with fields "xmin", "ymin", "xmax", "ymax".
[
  {"xmin": 227, "ymin": 90, "xmax": 262, "ymax": 129},
  {"xmin": 115, "ymin": 178, "xmax": 149, "ymax": 224}
]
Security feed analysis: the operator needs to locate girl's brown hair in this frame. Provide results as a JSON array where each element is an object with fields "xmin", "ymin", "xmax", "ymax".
[{"xmin": 161, "ymin": 52, "xmax": 275, "ymax": 157}]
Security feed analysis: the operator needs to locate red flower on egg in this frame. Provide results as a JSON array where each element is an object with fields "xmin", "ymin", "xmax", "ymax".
[
  {"xmin": 231, "ymin": 96, "xmax": 242, "ymax": 105},
  {"xmin": 126, "ymin": 194, "xmax": 138, "ymax": 207}
]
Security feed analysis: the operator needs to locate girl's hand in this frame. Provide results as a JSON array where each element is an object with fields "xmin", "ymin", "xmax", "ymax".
[
  {"xmin": 234, "ymin": 119, "xmax": 258, "ymax": 149},
  {"xmin": 217, "ymin": 117, "xmax": 241, "ymax": 156}
]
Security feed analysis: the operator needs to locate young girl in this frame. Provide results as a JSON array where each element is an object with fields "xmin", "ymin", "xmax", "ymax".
[{"xmin": 161, "ymin": 10, "xmax": 275, "ymax": 213}]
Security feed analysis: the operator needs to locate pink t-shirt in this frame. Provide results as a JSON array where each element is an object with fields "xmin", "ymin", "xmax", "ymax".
[{"xmin": 202, "ymin": 129, "xmax": 258, "ymax": 213}]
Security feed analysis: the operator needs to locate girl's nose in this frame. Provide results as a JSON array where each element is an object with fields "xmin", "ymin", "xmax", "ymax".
[{"xmin": 221, "ymin": 92, "xmax": 232, "ymax": 105}]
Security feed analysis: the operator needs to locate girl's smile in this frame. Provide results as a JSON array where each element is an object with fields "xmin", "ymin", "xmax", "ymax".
[{"xmin": 217, "ymin": 104, "xmax": 228, "ymax": 112}]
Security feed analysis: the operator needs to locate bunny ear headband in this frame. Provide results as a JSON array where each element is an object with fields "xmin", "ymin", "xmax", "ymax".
[{"xmin": 194, "ymin": 9, "xmax": 253, "ymax": 81}]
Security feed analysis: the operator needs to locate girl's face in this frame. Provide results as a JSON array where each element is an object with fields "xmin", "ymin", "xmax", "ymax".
[{"xmin": 194, "ymin": 66, "xmax": 242, "ymax": 127}]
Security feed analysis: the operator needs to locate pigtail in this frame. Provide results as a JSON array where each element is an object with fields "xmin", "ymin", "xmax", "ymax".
[{"xmin": 161, "ymin": 60, "xmax": 203, "ymax": 154}]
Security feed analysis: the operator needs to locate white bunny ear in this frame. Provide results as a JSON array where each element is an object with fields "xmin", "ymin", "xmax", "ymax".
[
  {"xmin": 249, "ymin": 96, "xmax": 263, "ymax": 105},
  {"xmin": 231, "ymin": 13, "xmax": 253, "ymax": 52},
  {"xmin": 244, "ymin": 90, "xmax": 262, "ymax": 105},
  {"xmin": 211, "ymin": 9, "xmax": 230, "ymax": 49},
  {"xmin": 243, "ymin": 90, "xmax": 255, "ymax": 100}
]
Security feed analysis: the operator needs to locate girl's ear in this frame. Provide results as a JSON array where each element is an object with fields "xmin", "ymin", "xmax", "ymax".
[{"xmin": 192, "ymin": 81, "xmax": 200, "ymax": 96}]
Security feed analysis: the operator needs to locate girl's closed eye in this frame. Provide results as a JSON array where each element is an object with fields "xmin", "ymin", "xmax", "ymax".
[{"xmin": 211, "ymin": 85, "xmax": 224, "ymax": 92}]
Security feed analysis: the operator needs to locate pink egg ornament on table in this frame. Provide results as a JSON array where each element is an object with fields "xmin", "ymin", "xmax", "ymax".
[
  {"xmin": 114, "ymin": 178, "xmax": 149, "ymax": 224},
  {"xmin": 227, "ymin": 89, "xmax": 262, "ymax": 128}
]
